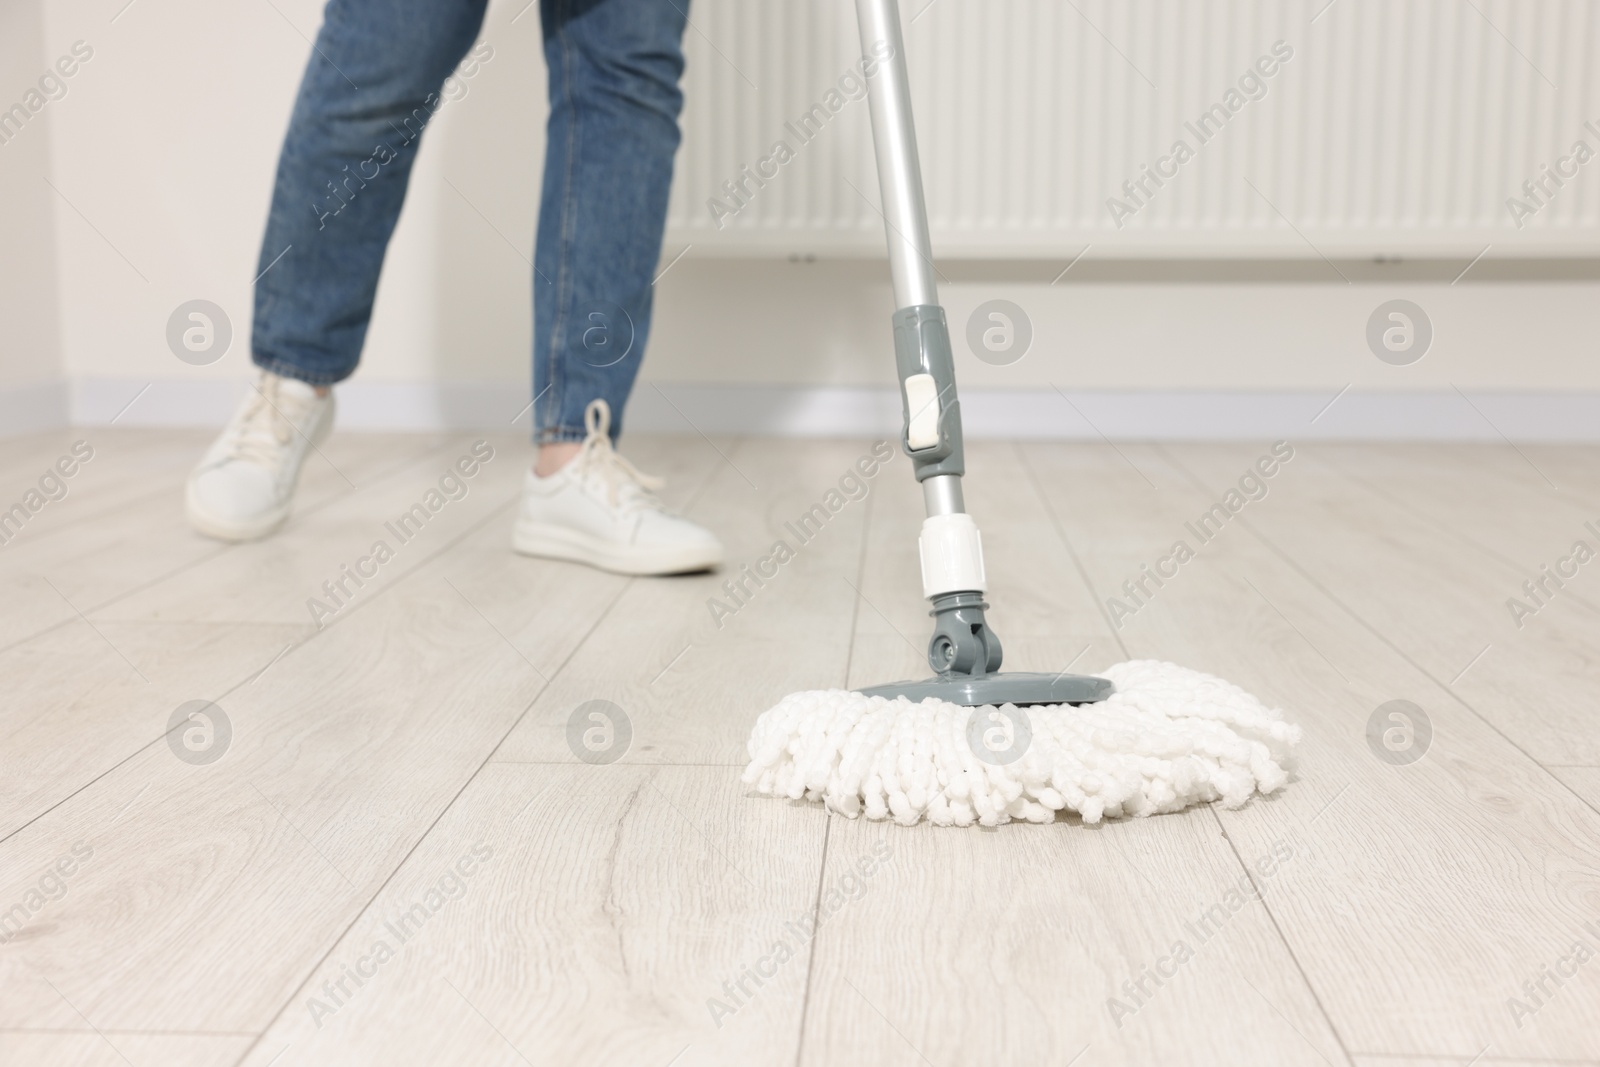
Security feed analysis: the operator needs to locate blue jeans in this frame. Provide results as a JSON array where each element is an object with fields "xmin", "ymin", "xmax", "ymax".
[{"xmin": 251, "ymin": 0, "xmax": 688, "ymax": 443}]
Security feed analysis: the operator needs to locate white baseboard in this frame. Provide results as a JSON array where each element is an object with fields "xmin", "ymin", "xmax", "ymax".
[
  {"xmin": 67, "ymin": 378, "xmax": 534, "ymax": 430},
  {"xmin": 71, "ymin": 379, "xmax": 246, "ymax": 428},
  {"xmin": 31, "ymin": 377, "xmax": 1600, "ymax": 441},
  {"xmin": 0, "ymin": 380, "xmax": 70, "ymax": 437}
]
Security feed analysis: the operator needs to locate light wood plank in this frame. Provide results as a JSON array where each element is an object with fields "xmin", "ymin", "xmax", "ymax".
[
  {"xmin": 1303, "ymin": 443, "xmax": 1600, "ymax": 624},
  {"xmin": 1166, "ymin": 441, "xmax": 1600, "ymax": 768},
  {"xmin": 0, "ymin": 1032, "xmax": 252, "ymax": 1067},
  {"xmin": 806, "ymin": 813, "xmax": 1348, "ymax": 1067},
  {"xmin": 0, "ymin": 620, "xmax": 301, "ymax": 840},
  {"xmin": 1291, "ymin": 443, "xmax": 1600, "ymax": 767},
  {"xmin": 236, "ymin": 764, "xmax": 824, "ymax": 1067},
  {"xmin": 1025, "ymin": 440, "xmax": 1600, "ymax": 1060}
]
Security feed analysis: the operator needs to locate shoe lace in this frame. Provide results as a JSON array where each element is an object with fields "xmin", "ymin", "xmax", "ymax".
[
  {"xmin": 222, "ymin": 375, "xmax": 312, "ymax": 467},
  {"xmin": 574, "ymin": 398, "xmax": 665, "ymax": 511}
]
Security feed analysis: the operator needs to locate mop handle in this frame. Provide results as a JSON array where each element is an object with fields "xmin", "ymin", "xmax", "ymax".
[
  {"xmin": 855, "ymin": 0, "xmax": 969, "ymax": 521},
  {"xmin": 854, "ymin": 0, "xmax": 938, "ymax": 309}
]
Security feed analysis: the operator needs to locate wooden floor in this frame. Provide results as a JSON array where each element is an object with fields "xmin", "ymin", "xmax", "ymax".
[{"xmin": 3, "ymin": 428, "xmax": 1599, "ymax": 1067}]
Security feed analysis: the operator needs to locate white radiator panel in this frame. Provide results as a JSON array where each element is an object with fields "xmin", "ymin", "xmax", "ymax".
[{"xmin": 666, "ymin": 0, "xmax": 1600, "ymax": 256}]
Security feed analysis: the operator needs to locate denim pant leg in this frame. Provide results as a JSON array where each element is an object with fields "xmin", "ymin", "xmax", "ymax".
[
  {"xmin": 252, "ymin": 0, "xmax": 489, "ymax": 385},
  {"xmin": 534, "ymin": 0, "xmax": 689, "ymax": 444}
]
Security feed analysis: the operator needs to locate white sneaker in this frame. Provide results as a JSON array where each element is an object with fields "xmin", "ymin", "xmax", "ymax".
[
  {"xmin": 185, "ymin": 370, "xmax": 335, "ymax": 542},
  {"xmin": 513, "ymin": 398, "xmax": 723, "ymax": 575}
]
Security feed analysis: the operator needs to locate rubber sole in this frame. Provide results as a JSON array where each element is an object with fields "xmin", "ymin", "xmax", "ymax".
[
  {"xmin": 184, "ymin": 483, "xmax": 292, "ymax": 542},
  {"xmin": 512, "ymin": 522, "xmax": 721, "ymax": 576}
]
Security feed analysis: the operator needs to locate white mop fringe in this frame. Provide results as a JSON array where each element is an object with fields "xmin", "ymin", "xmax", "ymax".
[{"xmin": 741, "ymin": 660, "xmax": 1302, "ymax": 827}]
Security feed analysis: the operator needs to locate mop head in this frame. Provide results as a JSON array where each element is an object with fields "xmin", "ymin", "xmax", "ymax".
[{"xmin": 742, "ymin": 660, "xmax": 1301, "ymax": 827}]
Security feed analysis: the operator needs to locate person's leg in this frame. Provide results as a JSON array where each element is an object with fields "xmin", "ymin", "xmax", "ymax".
[
  {"xmin": 253, "ymin": 0, "xmax": 490, "ymax": 385},
  {"xmin": 189, "ymin": 0, "xmax": 488, "ymax": 542},
  {"xmin": 532, "ymin": 0, "xmax": 689, "ymax": 457},
  {"xmin": 512, "ymin": 0, "xmax": 719, "ymax": 573}
]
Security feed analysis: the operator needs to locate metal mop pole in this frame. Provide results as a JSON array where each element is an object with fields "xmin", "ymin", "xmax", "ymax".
[
  {"xmin": 853, "ymin": 0, "xmax": 1112, "ymax": 706},
  {"xmin": 854, "ymin": 0, "xmax": 964, "ymax": 513},
  {"xmin": 855, "ymin": 0, "xmax": 999, "ymax": 677}
]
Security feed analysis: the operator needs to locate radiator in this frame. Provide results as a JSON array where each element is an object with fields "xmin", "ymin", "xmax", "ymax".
[{"xmin": 664, "ymin": 0, "xmax": 1600, "ymax": 257}]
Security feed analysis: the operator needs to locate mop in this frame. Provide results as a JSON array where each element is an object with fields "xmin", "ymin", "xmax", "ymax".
[{"xmin": 741, "ymin": 0, "xmax": 1302, "ymax": 827}]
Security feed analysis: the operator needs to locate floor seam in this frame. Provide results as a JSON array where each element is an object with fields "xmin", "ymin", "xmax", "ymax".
[
  {"xmin": 790, "ymin": 815, "xmax": 833, "ymax": 1067},
  {"xmin": 1207, "ymin": 805, "xmax": 1359, "ymax": 1067}
]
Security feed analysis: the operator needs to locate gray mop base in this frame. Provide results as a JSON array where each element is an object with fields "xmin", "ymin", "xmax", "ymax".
[{"xmin": 857, "ymin": 671, "xmax": 1115, "ymax": 707}]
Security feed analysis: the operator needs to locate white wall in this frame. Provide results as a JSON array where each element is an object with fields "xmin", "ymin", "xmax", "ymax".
[
  {"xmin": 648, "ymin": 259, "xmax": 1600, "ymax": 392},
  {"xmin": 20, "ymin": 0, "xmax": 1600, "ymax": 439},
  {"xmin": 35, "ymin": 0, "xmax": 556, "ymax": 412},
  {"xmin": 0, "ymin": 0, "xmax": 67, "ymax": 432}
]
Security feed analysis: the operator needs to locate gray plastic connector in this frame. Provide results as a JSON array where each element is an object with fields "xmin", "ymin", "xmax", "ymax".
[
  {"xmin": 892, "ymin": 304, "xmax": 965, "ymax": 483},
  {"xmin": 927, "ymin": 590, "xmax": 1003, "ymax": 677}
]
